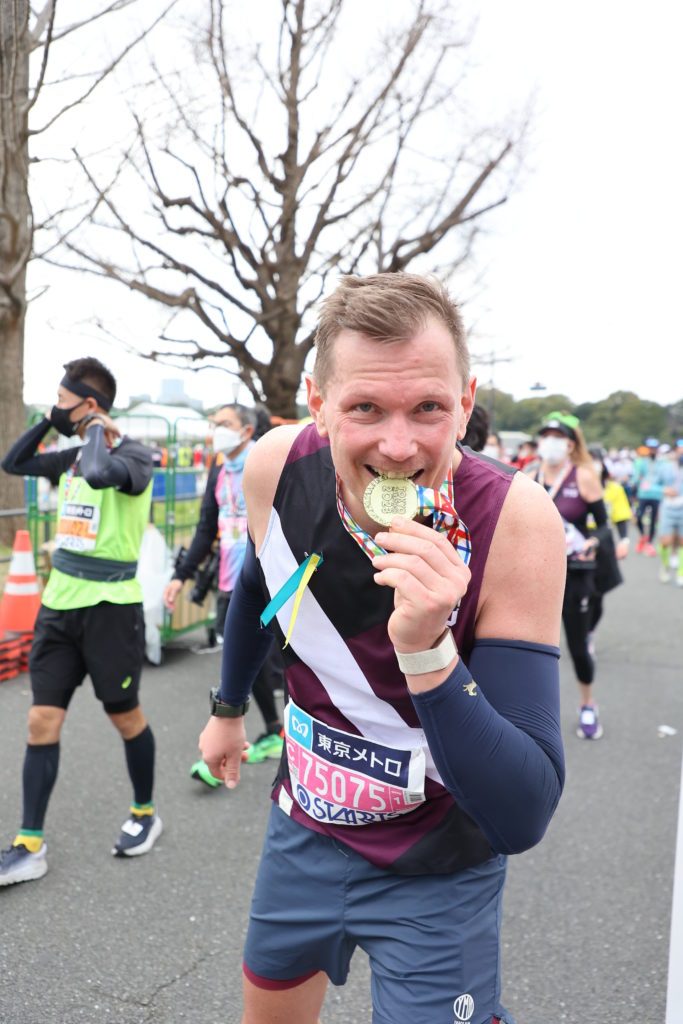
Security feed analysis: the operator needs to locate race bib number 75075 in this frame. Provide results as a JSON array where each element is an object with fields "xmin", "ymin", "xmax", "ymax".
[{"xmin": 284, "ymin": 701, "xmax": 426, "ymax": 826}]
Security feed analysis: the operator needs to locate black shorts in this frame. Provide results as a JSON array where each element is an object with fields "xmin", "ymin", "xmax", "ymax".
[{"xmin": 29, "ymin": 602, "xmax": 145, "ymax": 712}]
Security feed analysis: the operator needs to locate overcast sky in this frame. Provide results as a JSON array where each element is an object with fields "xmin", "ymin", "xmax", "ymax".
[{"xmin": 23, "ymin": 0, "xmax": 683, "ymax": 411}]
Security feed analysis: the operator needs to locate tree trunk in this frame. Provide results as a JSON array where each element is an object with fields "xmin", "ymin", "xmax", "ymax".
[{"xmin": 0, "ymin": 0, "xmax": 31, "ymax": 545}]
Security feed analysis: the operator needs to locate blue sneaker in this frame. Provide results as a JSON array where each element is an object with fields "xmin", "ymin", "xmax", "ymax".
[
  {"xmin": 0, "ymin": 842, "xmax": 48, "ymax": 886},
  {"xmin": 112, "ymin": 814, "xmax": 163, "ymax": 857},
  {"xmin": 577, "ymin": 705, "xmax": 603, "ymax": 740}
]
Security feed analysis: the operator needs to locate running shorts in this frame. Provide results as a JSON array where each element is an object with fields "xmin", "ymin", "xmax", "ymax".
[
  {"xmin": 243, "ymin": 804, "xmax": 516, "ymax": 1024},
  {"xmin": 29, "ymin": 602, "xmax": 145, "ymax": 711},
  {"xmin": 658, "ymin": 501, "xmax": 683, "ymax": 537}
]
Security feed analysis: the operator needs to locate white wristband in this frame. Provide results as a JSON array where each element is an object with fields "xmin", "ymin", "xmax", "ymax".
[{"xmin": 394, "ymin": 629, "xmax": 457, "ymax": 675}]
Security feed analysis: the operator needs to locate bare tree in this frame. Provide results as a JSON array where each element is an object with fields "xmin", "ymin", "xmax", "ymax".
[
  {"xmin": 0, "ymin": 0, "xmax": 174, "ymax": 542},
  {"xmin": 50, "ymin": 0, "xmax": 526, "ymax": 418}
]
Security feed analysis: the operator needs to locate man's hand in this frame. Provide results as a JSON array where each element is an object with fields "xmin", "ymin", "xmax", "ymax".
[
  {"xmin": 198, "ymin": 715, "xmax": 247, "ymax": 789},
  {"xmin": 615, "ymin": 538, "xmax": 630, "ymax": 559},
  {"xmin": 371, "ymin": 516, "xmax": 470, "ymax": 653},
  {"xmin": 80, "ymin": 412, "xmax": 121, "ymax": 447},
  {"xmin": 163, "ymin": 578, "xmax": 183, "ymax": 611}
]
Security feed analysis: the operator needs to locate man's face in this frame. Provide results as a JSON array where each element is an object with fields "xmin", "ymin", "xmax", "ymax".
[
  {"xmin": 307, "ymin": 317, "xmax": 474, "ymax": 531},
  {"xmin": 211, "ymin": 406, "xmax": 242, "ymax": 431},
  {"xmin": 56, "ymin": 385, "xmax": 90, "ymax": 420}
]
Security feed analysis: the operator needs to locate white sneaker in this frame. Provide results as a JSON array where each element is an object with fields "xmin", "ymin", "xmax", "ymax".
[
  {"xmin": 659, "ymin": 567, "xmax": 671, "ymax": 584},
  {"xmin": 677, "ymin": 576, "xmax": 683, "ymax": 589},
  {"xmin": 0, "ymin": 842, "xmax": 48, "ymax": 886}
]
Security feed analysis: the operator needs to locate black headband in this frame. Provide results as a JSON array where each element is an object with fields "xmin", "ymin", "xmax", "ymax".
[{"xmin": 60, "ymin": 375, "xmax": 112, "ymax": 412}]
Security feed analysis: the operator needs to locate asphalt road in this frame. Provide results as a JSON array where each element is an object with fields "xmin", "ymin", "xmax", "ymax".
[{"xmin": 1, "ymin": 549, "xmax": 681, "ymax": 1024}]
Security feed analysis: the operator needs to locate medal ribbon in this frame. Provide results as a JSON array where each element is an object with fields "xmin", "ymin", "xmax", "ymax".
[{"xmin": 336, "ymin": 470, "xmax": 472, "ymax": 566}]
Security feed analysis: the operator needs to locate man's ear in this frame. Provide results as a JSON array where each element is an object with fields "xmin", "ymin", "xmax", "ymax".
[
  {"xmin": 306, "ymin": 375, "xmax": 327, "ymax": 437},
  {"xmin": 457, "ymin": 376, "xmax": 477, "ymax": 440}
]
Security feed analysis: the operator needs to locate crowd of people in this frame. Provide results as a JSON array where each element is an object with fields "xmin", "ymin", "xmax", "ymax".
[{"xmin": 0, "ymin": 271, "xmax": 680, "ymax": 1023}]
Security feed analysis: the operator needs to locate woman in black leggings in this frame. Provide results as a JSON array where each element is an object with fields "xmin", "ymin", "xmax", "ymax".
[{"xmin": 534, "ymin": 413, "xmax": 608, "ymax": 740}]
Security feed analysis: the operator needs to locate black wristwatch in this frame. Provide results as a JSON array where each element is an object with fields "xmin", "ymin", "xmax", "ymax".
[{"xmin": 209, "ymin": 686, "xmax": 250, "ymax": 718}]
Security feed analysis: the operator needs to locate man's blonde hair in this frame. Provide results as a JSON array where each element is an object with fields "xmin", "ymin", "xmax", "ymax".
[{"xmin": 313, "ymin": 273, "xmax": 469, "ymax": 391}]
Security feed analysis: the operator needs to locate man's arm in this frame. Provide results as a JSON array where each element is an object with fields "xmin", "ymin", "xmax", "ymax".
[
  {"xmin": 172, "ymin": 464, "xmax": 221, "ymax": 582},
  {"xmin": 79, "ymin": 425, "xmax": 153, "ymax": 494},
  {"xmin": 2, "ymin": 419, "xmax": 73, "ymax": 485},
  {"xmin": 163, "ymin": 463, "xmax": 221, "ymax": 611},
  {"xmin": 373, "ymin": 472, "xmax": 567, "ymax": 854}
]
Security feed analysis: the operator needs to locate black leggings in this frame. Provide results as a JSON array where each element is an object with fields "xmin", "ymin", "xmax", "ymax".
[
  {"xmin": 589, "ymin": 592, "xmax": 603, "ymax": 633},
  {"xmin": 636, "ymin": 498, "xmax": 660, "ymax": 541},
  {"xmin": 562, "ymin": 570, "xmax": 596, "ymax": 684}
]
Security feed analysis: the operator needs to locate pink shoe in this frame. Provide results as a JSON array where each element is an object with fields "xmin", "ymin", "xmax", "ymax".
[
  {"xmin": 643, "ymin": 542, "xmax": 657, "ymax": 557},
  {"xmin": 635, "ymin": 537, "xmax": 646, "ymax": 553}
]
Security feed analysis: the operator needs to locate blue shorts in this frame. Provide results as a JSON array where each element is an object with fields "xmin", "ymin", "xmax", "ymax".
[
  {"xmin": 658, "ymin": 501, "xmax": 683, "ymax": 537},
  {"xmin": 243, "ymin": 805, "xmax": 515, "ymax": 1024}
]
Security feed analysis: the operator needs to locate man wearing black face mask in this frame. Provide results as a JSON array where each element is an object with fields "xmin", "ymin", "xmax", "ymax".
[{"xmin": 0, "ymin": 357, "xmax": 160, "ymax": 887}]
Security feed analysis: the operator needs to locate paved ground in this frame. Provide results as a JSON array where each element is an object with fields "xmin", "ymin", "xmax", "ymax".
[{"xmin": 0, "ymin": 549, "xmax": 681, "ymax": 1024}]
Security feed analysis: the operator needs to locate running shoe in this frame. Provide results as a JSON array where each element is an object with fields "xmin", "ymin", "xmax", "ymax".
[
  {"xmin": 190, "ymin": 759, "xmax": 222, "ymax": 788},
  {"xmin": 643, "ymin": 542, "xmax": 657, "ymax": 557},
  {"xmin": 191, "ymin": 642, "xmax": 221, "ymax": 655},
  {"xmin": 112, "ymin": 814, "xmax": 163, "ymax": 857},
  {"xmin": 677, "ymin": 576, "xmax": 683, "ymax": 589},
  {"xmin": 0, "ymin": 842, "xmax": 48, "ymax": 886},
  {"xmin": 659, "ymin": 567, "xmax": 671, "ymax": 584},
  {"xmin": 635, "ymin": 536, "xmax": 646, "ymax": 554},
  {"xmin": 243, "ymin": 730, "xmax": 284, "ymax": 764},
  {"xmin": 670, "ymin": 555, "xmax": 679, "ymax": 570},
  {"xmin": 577, "ymin": 705, "xmax": 603, "ymax": 740}
]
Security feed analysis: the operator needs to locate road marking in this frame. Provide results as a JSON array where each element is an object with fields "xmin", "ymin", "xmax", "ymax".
[{"xmin": 666, "ymin": 750, "xmax": 683, "ymax": 1022}]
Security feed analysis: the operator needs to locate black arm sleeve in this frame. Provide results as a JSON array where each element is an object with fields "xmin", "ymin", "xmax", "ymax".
[
  {"xmin": 79, "ymin": 426, "xmax": 131, "ymax": 490},
  {"xmin": 410, "ymin": 639, "xmax": 565, "ymax": 855},
  {"xmin": 218, "ymin": 537, "xmax": 274, "ymax": 703},
  {"xmin": 1, "ymin": 419, "xmax": 73, "ymax": 485},
  {"xmin": 173, "ymin": 464, "xmax": 221, "ymax": 582},
  {"xmin": 79, "ymin": 430, "xmax": 153, "ymax": 495},
  {"xmin": 587, "ymin": 498, "xmax": 608, "ymax": 530}
]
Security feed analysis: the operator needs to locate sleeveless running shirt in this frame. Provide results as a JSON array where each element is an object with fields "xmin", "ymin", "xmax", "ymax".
[
  {"xmin": 258, "ymin": 427, "xmax": 515, "ymax": 876},
  {"xmin": 42, "ymin": 445, "xmax": 152, "ymax": 611}
]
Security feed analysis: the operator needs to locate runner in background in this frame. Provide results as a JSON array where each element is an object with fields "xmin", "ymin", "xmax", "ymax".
[
  {"xmin": 0, "ymin": 357, "xmax": 160, "ymax": 886},
  {"xmin": 631, "ymin": 438, "xmax": 668, "ymax": 555},
  {"xmin": 586, "ymin": 445, "xmax": 631, "ymax": 655},
  {"xmin": 534, "ymin": 412, "xmax": 608, "ymax": 739},
  {"xmin": 656, "ymin": 444, "xmax": 683, "ymax": 587},
  {"xmin": 163, "ymin": 403, "xmax": 285, "ymax": 785}
]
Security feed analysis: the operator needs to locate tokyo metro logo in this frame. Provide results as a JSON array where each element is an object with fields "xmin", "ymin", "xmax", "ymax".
[{"xmin": 453, "ymin": 993, "xmax": 474, "ymax": 1022}]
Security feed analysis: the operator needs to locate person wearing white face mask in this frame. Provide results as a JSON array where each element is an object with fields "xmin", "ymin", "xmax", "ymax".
[
  {"xmin": 533, "ymin": 412, "xmax": 608, "ymax": 740},
  {"xmin": 482, "ymin": 432, "xmax": 509, "ymax": 463},
  {"xmin": 163, "ymin": 404, "xmax": 286, "ymax": 780}
]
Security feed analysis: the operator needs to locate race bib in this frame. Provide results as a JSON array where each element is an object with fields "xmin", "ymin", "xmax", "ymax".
[
  {"xmin": 54, "ymin": 477, "xmax": 102, "ymax": 552},
  {"xmin": 284, "ymin": 701, "xmax": 425, "ymax": 826}
]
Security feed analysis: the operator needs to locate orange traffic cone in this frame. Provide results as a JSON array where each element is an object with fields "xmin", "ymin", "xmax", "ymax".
[{"xmin": 0, "ymin": 530, "xmax": 42, "ymax": 636}]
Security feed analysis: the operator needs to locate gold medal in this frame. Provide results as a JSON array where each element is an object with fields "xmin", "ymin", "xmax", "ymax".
[{"xmin": 363, "ymin": 476, "xmax": 419, "ymax": 527}]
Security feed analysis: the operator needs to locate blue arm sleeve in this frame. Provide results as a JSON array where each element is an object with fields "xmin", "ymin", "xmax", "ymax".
[
  {"xmin": 218, "ymin": 537, "xmax": 275, "ymax": 703},
  {"xmin": 410, "ymin": 638, "xmax": 565, "ymax": 855}
]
